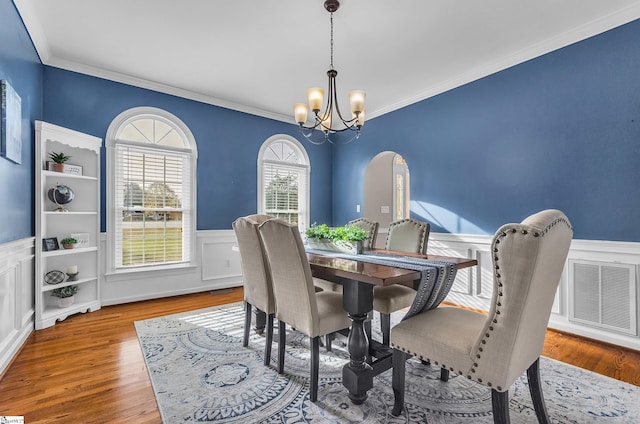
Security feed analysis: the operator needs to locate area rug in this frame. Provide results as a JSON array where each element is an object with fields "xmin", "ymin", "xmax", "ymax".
[{"xmin": 135, "ymin": 303, "xmax": 640, "ymax": 423}]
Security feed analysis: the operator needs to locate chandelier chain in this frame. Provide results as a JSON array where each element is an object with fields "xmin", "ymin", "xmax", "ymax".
[{"xmin": 330, "ymin": 12, "xmax": 334, "ymax": 69}]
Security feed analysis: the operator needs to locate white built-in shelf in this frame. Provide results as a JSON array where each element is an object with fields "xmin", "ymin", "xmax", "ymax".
[{"xmin": 35, "ymin": 121, "xmax": 103, "ymax": 330}]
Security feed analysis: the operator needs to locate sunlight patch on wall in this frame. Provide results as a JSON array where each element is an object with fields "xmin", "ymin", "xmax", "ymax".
[{"xmin": 411, "ymin": 200, "xmax": 488, "ymax": 234}]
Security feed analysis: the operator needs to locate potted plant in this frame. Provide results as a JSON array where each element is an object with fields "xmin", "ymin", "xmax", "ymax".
[
  {"xmin": 48, "ymin": 151, "xmax": 71, "ymax": 172},
  {"xmin": 306, "ymin": 223, "xmax": 368, "ymax": 254},
  {"xmin": 51, "ymin": 285, "xmax": 79, "ymax": 308},
  {"xmin": 60, "ymin": 237, "xmax": 78, "ymax": 249}
]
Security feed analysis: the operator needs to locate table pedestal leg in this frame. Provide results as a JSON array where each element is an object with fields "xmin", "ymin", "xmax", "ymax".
[{"xmin": 341, "ymin": 279, "xmax": 374, "ymax": 404}]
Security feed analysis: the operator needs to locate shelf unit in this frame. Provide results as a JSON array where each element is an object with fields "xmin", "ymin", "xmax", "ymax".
[{"xmin": 35, "ymin": 121, "xmax": 102, "ymax": 330}]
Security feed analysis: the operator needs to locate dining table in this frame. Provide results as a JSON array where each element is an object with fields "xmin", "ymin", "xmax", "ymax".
[{"xmin": 306, "ymin": 248, "xmax": 478, "ymax": 404}]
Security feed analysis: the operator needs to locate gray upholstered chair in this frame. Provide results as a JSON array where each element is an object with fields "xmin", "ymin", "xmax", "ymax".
[
  {"xmin": 391, "ymin": 209, "xmax": 573, "ymax": 424},
  {"xmin": 348, "ymin": 217, "xmax": 379, "ymax": 250},
  {"xmin": 232, "ymin": 214, "xmax": 275, "ymax": 366},
  {"xmin": 258, "ymin": 218, "xmax": 352, "ymax": 402},
  {"xmin": 372, "ymin": 217, "xmax": 431, "ymax": 344},
  {"xmin": 384, "ymin": 217, "xmax": 430, "ymax": 254}
]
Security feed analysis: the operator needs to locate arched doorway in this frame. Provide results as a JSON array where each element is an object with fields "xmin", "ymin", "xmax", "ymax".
[{"xmin": 363, "ymin": 151, "xmax": 410, "ymax": 240}]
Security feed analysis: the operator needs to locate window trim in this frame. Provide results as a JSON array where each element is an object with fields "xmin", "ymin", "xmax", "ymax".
[
  {"xmin": 106, "ymin": 107, "xmax": 198, "ymax": 275},
  {"xmin": 257, "ymin": 134, "xmax": 310, "ymax": 232}
]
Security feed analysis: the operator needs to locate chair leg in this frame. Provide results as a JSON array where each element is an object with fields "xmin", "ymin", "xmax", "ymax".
[
  {"xmin": 243, "ymin": 301, "xmax": 252, "ymax": 347},
  {"xmin": 325, "ymin": 333, "xmax": 332, "ymax": 352},
  {"xmin": 381, "ymin": 313, "xmax": 391, "ymax": 346},
  {"xmin": 278, "ymin": 320, "xmax": 286, "ymax": 374},
  {"xmin": 440, "ymin": 368, "xmax": 449, "ymax": 382},
  {"xmin": 491, "ymin": 389, "xmax": 510, "ymax": 424},
  {"xmin": 527, "ymin": 358, "xmax": 551, "ymax": 424},
  {"xmin": 391, "ymin": 349, "xmax": 408, "ymax": 416},
  {"xmin": 264, "ymin": 313, "xmax": 274, "ymax": 366},
  {"xmin": 310, "ymin": 336, "xmax": 320, "ymax": 402}
]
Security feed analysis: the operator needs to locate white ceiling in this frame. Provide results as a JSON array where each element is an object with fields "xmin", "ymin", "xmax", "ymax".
[{"xmin": 14, "ymin": 0, "xmax": 640, "ymax": 125}]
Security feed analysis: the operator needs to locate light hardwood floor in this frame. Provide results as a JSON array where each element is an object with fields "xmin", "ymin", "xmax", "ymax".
[{"xmin": 0, "ymin": 287, "xmax": 638, "ymax": 423}]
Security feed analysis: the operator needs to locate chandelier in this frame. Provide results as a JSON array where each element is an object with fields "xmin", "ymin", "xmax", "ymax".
[{"xmin": 293, "ymin": 0, "xmax": 365, "ymax": 145}]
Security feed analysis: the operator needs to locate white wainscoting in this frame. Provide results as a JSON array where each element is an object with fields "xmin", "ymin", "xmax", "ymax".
[
  {"xmin": 101, "ymin": 230, "xmax": 243, "ymax": 306},
  {"xmin": 0, "ymin": 237, "xmax": 35, "ymax": 376},
  {"xmin": 2, "ymin": 231, "xmax": 638, "ymax": 376},
  {"xmin": 428, "ymin": 233, "xmax": 640, "ymax": 351}
]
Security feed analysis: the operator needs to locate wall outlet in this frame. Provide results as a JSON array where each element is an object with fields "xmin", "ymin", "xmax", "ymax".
[
  {"xmin": 381, "ymin": 206, "xmax": 390, "ymax": 214},
  {"xmin": 356, "ymin": 204, "xmax": 360, "ymax": 213}
]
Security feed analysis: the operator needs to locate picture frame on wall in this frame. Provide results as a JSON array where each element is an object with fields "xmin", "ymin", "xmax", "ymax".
[
  {"xmin": 42, "ymin": 237, "xmax": 60, "ymax": 252},
  {"xmin": 0, "ymin": 80, "xmax": 22, "ymax": 164}
]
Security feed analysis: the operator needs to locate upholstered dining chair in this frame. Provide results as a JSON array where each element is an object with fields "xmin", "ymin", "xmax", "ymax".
[
  {"xmin": 390, "ymin": 209, "xmax": 573, "ymax": 424},
  {"xmin": 232, "ymin": 214, "xmax": 275, "ymax": 367},
  {"xmin": 348, "ymin": 217, "xmax": 379, "ymax": 250},
  {"xmin": 258, "ymin": 218, "xmax": 352, "ymax": 402},
  {"xmin": 372, "ymin": 217, "xmax": 431, "ymax": 345},
  {"xmin": 384, "ymin": 218, "xmax": 430, "ymax": 254}
]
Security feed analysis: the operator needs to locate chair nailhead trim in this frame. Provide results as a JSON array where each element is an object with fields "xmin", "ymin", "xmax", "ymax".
[
  {"xmin": 466, "ymin": 215, "xmax": 572, "ymax": 391},
  {"xmin": 451, "ymin": 216, "xmax": 573, "ymax": 392}
]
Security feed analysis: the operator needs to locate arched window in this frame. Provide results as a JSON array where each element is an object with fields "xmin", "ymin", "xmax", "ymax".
[
  {"xmin": 257, "ymin": 135, "xmax": 310, "ymax": 232},
  {"xmin": 106, "ymin": 107, "xmax": 197, "ymax": 272}
]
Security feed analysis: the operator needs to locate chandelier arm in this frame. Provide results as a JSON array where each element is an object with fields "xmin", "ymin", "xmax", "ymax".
[
  {"xmin": 298, "ymin": 126, "xmax": 335, "ymax": 145},
  {"xmin": 330, "ymin": 76, "xmax": 354, "ymax": 125}
]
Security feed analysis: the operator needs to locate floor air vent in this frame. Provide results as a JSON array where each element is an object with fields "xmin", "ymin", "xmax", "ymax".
[{"xmin": 569, "ymin": 260, "xmax": 637, "ymax": 336}]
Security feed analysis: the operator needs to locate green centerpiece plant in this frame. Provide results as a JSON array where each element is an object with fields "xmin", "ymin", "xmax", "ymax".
[{"xmin": 306, "ymin": 223, "xmax": 368, "ymax": 254}]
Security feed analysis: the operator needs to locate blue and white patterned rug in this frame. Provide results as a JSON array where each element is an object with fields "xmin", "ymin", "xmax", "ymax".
[{"xmin": 135, "ymin": 303, "xmax": 640, "ymax": 423}]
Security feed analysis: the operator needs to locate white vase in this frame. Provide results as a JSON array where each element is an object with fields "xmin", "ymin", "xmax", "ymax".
[{"xmin": 56, "ymin": 295, "xmax": 75, "ymax": 308}]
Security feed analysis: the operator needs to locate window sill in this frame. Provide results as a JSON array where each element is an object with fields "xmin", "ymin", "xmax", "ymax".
[{"xmin": 104, "ymin": 263, "xmax": 197, "ymax": 281}]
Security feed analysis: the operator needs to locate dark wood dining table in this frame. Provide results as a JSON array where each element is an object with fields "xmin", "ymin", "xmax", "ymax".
[{"xmin": 307, "ymin": 248, "xmax": 478, "ymax": 404}]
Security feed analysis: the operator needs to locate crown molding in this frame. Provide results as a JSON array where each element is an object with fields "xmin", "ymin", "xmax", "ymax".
[
  {"xmin": 15, "ymin": 0, "xmax": 640, "ymax": 124},
  {"xmin": 367, "ymin": 3, "xmax": 640, "ymax": 120}
]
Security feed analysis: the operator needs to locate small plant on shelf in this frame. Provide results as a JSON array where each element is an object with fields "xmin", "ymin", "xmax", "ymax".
[
  {"xmin": 60, "ymin": 237, "xmax": 78, "ymax": 249},
  {"xmin": 48, "ymin": 151, "xmax": 72, "ymax": 172},
  {"xmin": 49, "ymin": 151, "xmax": 71, "ymax": 164},
  {"xmin": 51, "ymin": 285, "xmax": 79, "ymax": 298}
]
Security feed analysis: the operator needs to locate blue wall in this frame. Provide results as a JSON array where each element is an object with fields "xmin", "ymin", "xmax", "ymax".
[
  {"xmin": 333, "ymin": 19, "xmax": 640, "ymax": 242},
  {"xmin": 0, "ymin": 0, "xmax": 42, "ymax": 243},
  {"xmin": 3, "ymin": 0, "xmax": 639, "ymax": 242},
  {"xmin": 42, "ymin": 67, "xmax": 333, "ymax": 231}
]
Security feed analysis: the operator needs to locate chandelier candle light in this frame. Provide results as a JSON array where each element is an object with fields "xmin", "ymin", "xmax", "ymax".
[{"xmin": 294, "ymin": 0, "xmax": 365, "ymax": 144}]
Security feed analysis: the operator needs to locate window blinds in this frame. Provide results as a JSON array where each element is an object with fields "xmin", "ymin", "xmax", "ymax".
[
  {"xmin": 114, "ymin": 143, "xmax": 191, "ymax": 268},
  {"xmin": 262, "ymin": 161, "xmax": 307, "ymax": 231}
]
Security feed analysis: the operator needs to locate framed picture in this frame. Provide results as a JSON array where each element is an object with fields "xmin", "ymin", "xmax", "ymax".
[
  {"xmin": 42, "ymin": 237, "xmax": 60, "ymax": 251},
  {"xmin": 0, "ymin": 80, "xmax": 22, "ymax": 164}
]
